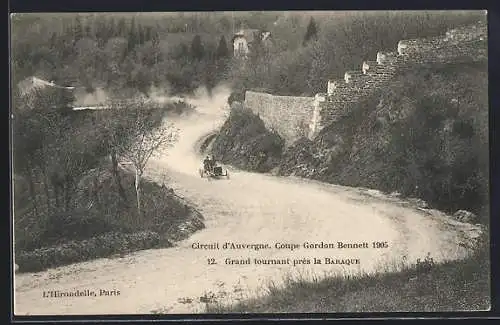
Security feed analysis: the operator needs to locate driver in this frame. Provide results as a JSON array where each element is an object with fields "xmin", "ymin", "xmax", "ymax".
[{"xmin": 203, "ymin": 155, "xmax": 211, "ymax": 171}]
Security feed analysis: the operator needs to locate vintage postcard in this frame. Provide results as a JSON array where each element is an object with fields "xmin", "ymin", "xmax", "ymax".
[{"xmin": 11, "ymin": 10, "xmax": 490, "ymax": 316}]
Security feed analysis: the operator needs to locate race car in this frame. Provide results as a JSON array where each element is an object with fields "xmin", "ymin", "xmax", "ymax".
[{"xmin": 199, "ymin": 156, "xmax": 229, "ymax": 179}]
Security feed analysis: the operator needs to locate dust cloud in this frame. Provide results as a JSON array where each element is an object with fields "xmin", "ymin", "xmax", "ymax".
[{"xmin": 74, "ymin": 87, "xmax": 110, "ymax": 107}]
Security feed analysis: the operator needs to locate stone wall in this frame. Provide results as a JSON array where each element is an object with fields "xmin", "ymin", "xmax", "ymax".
[
  {"xmin": 312, "ymin": 20, "xmax": 487, "ymax": 138},
  {"xmin": 243, "ymin": 20, "xmax": 487, "ymax": 143},
  {"xmin": 244, "ymin": 91, "xmax": 316, "ymax": 145}
]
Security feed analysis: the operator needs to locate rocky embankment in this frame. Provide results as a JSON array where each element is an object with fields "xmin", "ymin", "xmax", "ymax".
[
  {"xmin": 213, "ymin": 61, "xmax": 489, "ymax": 226},
  {"xmin": 210, "ymin": 102, "xmax": 285, "ymax": 173}
]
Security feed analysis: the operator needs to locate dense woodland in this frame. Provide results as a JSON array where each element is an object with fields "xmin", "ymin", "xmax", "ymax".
[{"xmin": 11, "ymin": 11, "xmax": 485, "ymax": 98}]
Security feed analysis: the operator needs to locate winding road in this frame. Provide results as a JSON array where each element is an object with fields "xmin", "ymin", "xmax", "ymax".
[{"xmin": 14, "ymin": 89, "xmax": 483, "ymax": 315}]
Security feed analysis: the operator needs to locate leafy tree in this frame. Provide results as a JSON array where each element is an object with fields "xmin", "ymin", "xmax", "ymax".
[
  {"xmin": 303, "ymin": 17, "xmax": 318, "ymax": 46},
  {"xmin": 108, "ymin": 17, "xmax": 117, "ymax": 38},
  {"xmin": 73, "ymin": 17, "xmax": 83, "ymax": 41},
  {"xmin": 94, "ymin": 19, "xmax": 108, "ymax": 46},
  {"xmin": 137, "ymin": 24, "xmax": 146, "ymax": 45},
  {"xmin": 49, "ymin": 32, "xmax": 58, "ymax": 49},
  {"xmin": 190, "ymin": 34, "xmax": 205, "ymax": 60},
  {"xmin": 248, "ymin": 33, "xmax": 264, "ymax": 63},
  {"xmin": 145, "ymin": 26, "xmax": 153, "ymax": 43},
  {"xmin": 84, "ymin": 25, "xmax": 92, "ymax": 37},
  {"xmin": 215, "ymin": 35, "xmax": 229, "ymax": 59},
  {"xmin": 216, "ymin": 16, "xmax": 231, "ymax": 33},
  {"xmin": 116, "ymin": 18, "xmax": 127, "ymax": 37},
  {"xmin": 127, "ymin": 18, "xmax": 137, "ymax": 53},
  {"xmin": 307, "ymin": 42, "xmax": 330, "ymax": 94},
  {"xmin": 151, "ymin": 31, "xmax": 160, "ymax": 47}
]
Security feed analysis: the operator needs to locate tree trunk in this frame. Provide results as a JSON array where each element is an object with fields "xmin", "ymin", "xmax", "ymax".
[{"xmin": 135, "ymin": 168, "xmax": 142, "ymax": 217}]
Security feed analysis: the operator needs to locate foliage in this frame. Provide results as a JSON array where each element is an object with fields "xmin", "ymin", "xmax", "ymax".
[
  {"xmin": 303, "ymin": 17, "xmax": 318, "ymax": 46},
  {"xmin": 190, "ymin": 35, "xmax": 205, "ymax": 60},
  {"xmin": 216, "ymin": 35, "xmax": 230, "ymax": 59},
  {"xmin": 11, "ymin": 12, "xmax": 485, "ymax": 98},
  {"xmin": 225, "ymin": 11, "xmax": 485, "ymax": 96}
]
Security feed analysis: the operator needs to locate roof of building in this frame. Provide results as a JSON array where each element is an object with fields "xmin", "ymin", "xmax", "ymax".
[
  {"xmin": 17, "ymin": 76, "xmax": 75, "ymax": 96},
  {"xmin": 232, "ymin": 29, "xmax": 261, "ymax": 43}
]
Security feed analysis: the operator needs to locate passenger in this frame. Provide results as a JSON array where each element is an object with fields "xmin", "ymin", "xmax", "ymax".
[
  {"xmin": 208, "ymin": 156, "xmax": 216, "ymax": 172},
  {"xmin": 203, "ymin": 155, "xmax": 211, "ymax": 172}
]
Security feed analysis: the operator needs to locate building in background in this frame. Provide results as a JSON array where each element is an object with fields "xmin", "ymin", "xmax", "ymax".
[{"xmin": 232, "ymin": 29, "xmax": 271, "ymax": 58}]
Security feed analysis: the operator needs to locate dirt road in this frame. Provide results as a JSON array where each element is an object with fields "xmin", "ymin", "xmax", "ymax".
[{"xmin": 14, "ymin": 91, "xmax": 483, "ymax": 315}]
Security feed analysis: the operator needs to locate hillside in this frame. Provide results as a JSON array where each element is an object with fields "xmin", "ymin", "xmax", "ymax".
[
  {"xmin": 212, "ymin": 58, "xmax": 488, "ymax": 218},
  {"xmin": 278, "ymin": 60, "xmax": 488, "ymax": 219}
]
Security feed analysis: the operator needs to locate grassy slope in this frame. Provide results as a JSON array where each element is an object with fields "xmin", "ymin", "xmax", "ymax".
[
  {"xmin": 14, "ymin": 164, "xmax": 204, "ymax": 272},
  {"xmin": 207, "ymin": 245, "xmax": 490, "ymax": 313}
]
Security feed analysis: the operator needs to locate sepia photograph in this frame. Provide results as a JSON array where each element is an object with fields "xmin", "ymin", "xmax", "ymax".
[{"xmin": 10, "ymin": 10, "xmax": 490, "ymax": 316}]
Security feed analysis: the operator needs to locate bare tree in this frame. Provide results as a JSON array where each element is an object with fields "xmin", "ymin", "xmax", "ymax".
[{"xmin": 112, "ymin": 99, "xmax": 178, "ymax": 216}]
